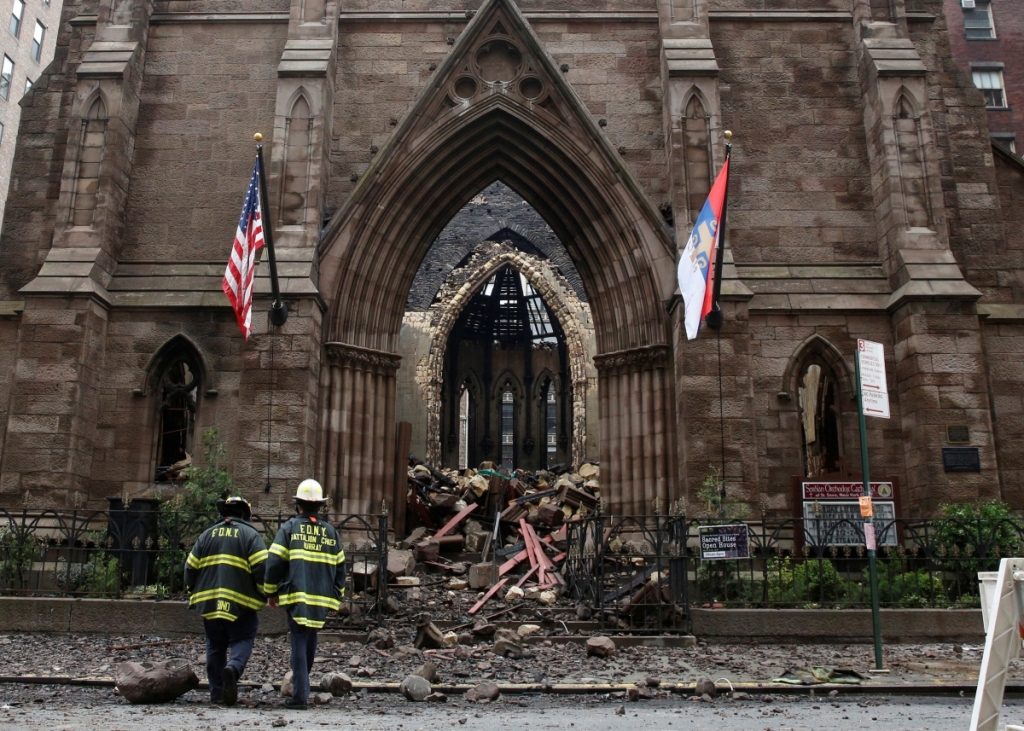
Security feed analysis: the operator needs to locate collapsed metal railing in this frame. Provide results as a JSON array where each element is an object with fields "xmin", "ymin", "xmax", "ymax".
[{"xmin": 0, "ymin": 507, "xmax": 389, "ymax": 627}]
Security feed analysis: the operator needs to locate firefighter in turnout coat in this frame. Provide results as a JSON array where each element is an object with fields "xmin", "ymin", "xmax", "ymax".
[
  {"xmin": 265, "ymin": 479, "xmax": 346, "ymax": 709},
  {"xmin": 184, "ymin": 496, "xmax": 269, "ymax": 706}
]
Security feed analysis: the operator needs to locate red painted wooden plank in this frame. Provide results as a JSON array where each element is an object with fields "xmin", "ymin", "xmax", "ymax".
[
  {"xmin": 515, "ymin": 564, "xmax": 540, "ymax": 587},
  {"xmin": 468, "ymin": 577, "xmax": 509, "ymax": 615},
  {"xmin": 434, "ymin": 502, "xmax": 479, "ymax": 538}
]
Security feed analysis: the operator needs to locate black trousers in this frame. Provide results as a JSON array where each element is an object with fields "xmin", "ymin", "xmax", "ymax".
[{"xmin": 203, "ymin": 612, "xmax": 259, "ymax": 701}]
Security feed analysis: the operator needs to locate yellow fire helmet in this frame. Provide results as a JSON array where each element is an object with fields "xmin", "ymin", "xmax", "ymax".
[{"xmin": 294, "ymin": 478, "xmax": 327, "ymax": 503}]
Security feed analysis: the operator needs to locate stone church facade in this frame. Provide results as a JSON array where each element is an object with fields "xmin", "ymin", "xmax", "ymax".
[{"xmin": 0, "ymin": 0, "xmax": 1022, "ymax": 518}]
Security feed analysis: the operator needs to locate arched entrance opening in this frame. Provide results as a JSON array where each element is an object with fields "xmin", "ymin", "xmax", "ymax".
[{"xmin": 316, "ymin": 0, "xmax": 678, "ymax": 515}]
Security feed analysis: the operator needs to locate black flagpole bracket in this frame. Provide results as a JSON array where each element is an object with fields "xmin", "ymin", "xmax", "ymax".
[
  {"xmin": 254, "ymin": 133, "xmax": 289, "ymax": 329},
  {"xmin": 705, "ymin": 130, "xmax": 733, "ymax": 332}
]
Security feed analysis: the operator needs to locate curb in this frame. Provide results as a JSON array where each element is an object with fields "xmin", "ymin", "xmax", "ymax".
[{"xmin": 0, "ymin": 675, "xmax": 1002, "ymax": 697}]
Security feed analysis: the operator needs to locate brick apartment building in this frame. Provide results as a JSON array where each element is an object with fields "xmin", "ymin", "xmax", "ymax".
[
  {"xmin": 0, "ymin": 0, "xmax": 61, "ymax": 229},
  {"xmin": 945, "ymin": 0, "xmax": 1024, "ymax": 152}
]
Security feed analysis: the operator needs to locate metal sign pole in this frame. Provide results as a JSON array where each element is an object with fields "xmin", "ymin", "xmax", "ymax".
[{"xmin": 855, "ymin": 348, "xmax": 884, "ymax": 671}]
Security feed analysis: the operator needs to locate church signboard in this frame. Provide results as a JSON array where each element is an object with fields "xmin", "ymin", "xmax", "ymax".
[{"xmin": 795, "ymin": 478, "xmax": 901, "ymax": 548}]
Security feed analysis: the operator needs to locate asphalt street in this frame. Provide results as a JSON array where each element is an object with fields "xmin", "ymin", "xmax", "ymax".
[{"xmin": 1, "ymin": 687, "xmax": 1020, "ymax": 731}]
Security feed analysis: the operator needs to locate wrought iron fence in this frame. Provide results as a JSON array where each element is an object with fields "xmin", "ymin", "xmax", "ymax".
[
  {"xmin": 565, "ymin": 514, "xmax": 689, "ymax": 633},
  {"xmin": 565, "ymin": 514, "xmax": 1024, "ymax": 622},
  {"xmin": 687, "ymin": 516, "xmax": 1024, "ymax": 610},
  {"xmin": 0, "ymin": 507, "xmax": 389, "ymax": 627}
]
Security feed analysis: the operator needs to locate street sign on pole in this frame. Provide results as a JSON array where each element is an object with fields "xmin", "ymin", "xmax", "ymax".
[
  {"xmin": 857, "ymin": 339, "xmax": 890, "ymax": 419},
  {"xmin": 855, "ymin": 339, "xmax": 887, "ymax": 671}
]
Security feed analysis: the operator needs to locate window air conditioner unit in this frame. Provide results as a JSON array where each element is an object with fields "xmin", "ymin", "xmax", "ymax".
[{"xmin": 962, "ymin": 0, "xmax": 976, "ymax": 8}]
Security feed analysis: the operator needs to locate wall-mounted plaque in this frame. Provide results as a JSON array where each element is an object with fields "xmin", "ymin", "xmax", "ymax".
[{"xmin": 942, "ymin": 447, "xmax": 981, "ymax": 472}]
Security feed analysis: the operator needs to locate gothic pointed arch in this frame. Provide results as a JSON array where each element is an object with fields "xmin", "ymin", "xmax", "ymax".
[
  {"xmin": 316, "ymin": 0, "xmax": 677, "ymax": 513},
  {"xmin": 418, "ymin": 245, "xmax": 589, "ymax": 467},
  {"xmin": 70, "ymin": 95, "xmax": 110, "ymax": 228},
  {"xmin": 280, "ymin": 92, "xmax": 314, "ymax": 226},
  {"xmin": 682, "ymin": 89, "xmax": 712, "ymax": 225},
  {"xmin": 145, "ymin": 335, "xmax": 207, "ymax": 482},
  {"xmin": 892, "ymin": 89, "xmax": 932, "ymax": 228},
  {"xmin": 782, "ymin": 335, "xmax": 854, "ymax": 478}
]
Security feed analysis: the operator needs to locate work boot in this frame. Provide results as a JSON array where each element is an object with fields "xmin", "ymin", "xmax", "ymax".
[
  {"xmin": 283, "ymin": 698, "xmax": 308, "ymax": 710},
  {"xmin": 222, "ymin": 666, "xmax": 239, "ymax": 707}
]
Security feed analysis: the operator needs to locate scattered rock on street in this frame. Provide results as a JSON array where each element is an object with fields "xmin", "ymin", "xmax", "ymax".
[
  {"xmin": 694, "ymin": 678, "xmax": 717, "ymax": 698},
  {"xmin": 517, "ymin": 624, "xmax": 541, "ymax": 637},
  {"xmin": 313, "ymin": 692, "xmax": 333, "ymax": 705},
  {"xmin": 586, "ymin": 636, "xmax": 616, "ymax": 658},
  {"xmin": 465, "ymin": 681, "xmax": 500, "ymax": 702},
  {"xmin": 280, "ymin": 671, "xmax": 294, "ymax": 697},
  {"xmin": 114, "ymin": 659, "xmax": 199, "ymax": 704},
  {"xmin": 425, "ymin": 692, "xmax": 448, "ymax": 702},
  {"xmin": 505, "ymin": 586, "xmax": 525, "ymax": 602},
  {"xmin": 414, "ymin": 662, "xmax": 439, "ymax": 683},
  {"xmin": 615, "ymin": 705, "xmax": 625, "ymax": 715},
  {"xmin": 400, "ymin": 674, "xmax": 432, "ymax": 702},
  {"xmin": 320, "ymin": 672, "xmax": 353, "ymax": 696}
]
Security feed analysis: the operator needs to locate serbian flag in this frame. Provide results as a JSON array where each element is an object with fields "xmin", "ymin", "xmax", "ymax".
[
  {"xmin": 678, "ymin": 157, "xmax": 730, "ymax": 340},
  {"xmin": 222, "ymin": 156, "xmax": 265, "ymax": 339}
]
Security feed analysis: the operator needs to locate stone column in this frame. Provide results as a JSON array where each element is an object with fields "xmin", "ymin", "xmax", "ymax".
[
  {"xmin": 318, "ymin": 342, "xmax": 400, "ymax": 515},
  {"xmin": 595, "ymin": 345, "xmax": 676, "ymax": 517}
]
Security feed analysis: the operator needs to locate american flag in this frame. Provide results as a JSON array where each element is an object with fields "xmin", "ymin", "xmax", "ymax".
[{"xmin": 222, "ymin": 156, "xmax": 265, "ymax": 339}]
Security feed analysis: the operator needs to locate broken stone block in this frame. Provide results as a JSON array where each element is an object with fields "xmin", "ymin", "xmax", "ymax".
[
  {"xmin": 458, "ymin": 632, "xmax": 474, "ymax": 645},
  {"xmin": 367, "ymin": 628, "xmax": 395, "ymax": 650},
  {"xmin": 536, "ymin": 502, "xmax": 565, "ymax": 527},
  {"xmin": 465, "ymin": 681, "xmax": 500, "ymax": 702},
  {"xmin": 414, "ymin": 619, "xmax": 446, "ymax": 649},
  {"xmin": 464, "ymin": 531, "xmax": 490, "ymax": 552},
  {"xmin": 523, "ymin": 586, "xmax": 542, "ymax": 600},
  {"xmin": 449, "ymin": 578, "xmax": 469, "ymax": 590},
  {"xmin": 401, "ymin": 526, "xmax": 429, "ymax": 550},
  {"xmin": 320, "ymin": 672, "xmax": 353, "ymax": 696},
  {"xmin": 585, "ymin": 636, "xmax": 616, "ymax": 658},
  {"xmin": 387, "ymin": 549, "xmax": 416, "ymax": 578},
  {"xmin": 516, "ymin": 624, "xmax": 541, "ymax": 637},
  {"xmin": 313, "ymin": 692, "xmax": 333, "ymax": 705},
  {"xmin": 471, "ymin": 620, "xmax": 497, "ymax": 637},
  {"xmin": 538, "ymin": 590, "xmax": 557, "ymax": 605},
  {"xmin": 400, "ymin": 675, "xmax": 432, "ymax": 702},
  {"xmin": 505, "ymin": 585, "xmax": 525, "ymax": 602},
  {"xmin": 425, "ymin": 692, "xmax": 448, "ymax": 702},
  {"xmin": 114, "ymin": 659, "xmax": 199, "ymax": 704},
  {"xmin": 468, "ymin": 562, "xmax": 493, "ymax": 589},
  {"xmin": 351, "ymin": 560, "xmax": 379, "ymax": 591},
  {"xmin": 578, "ymin": 463, "xmax": 599, "ymax": 479},
  {"xmin": 280, "ymin": 670, "xmax": 294, "ymax": 697},
  {"xmin": 493, "ymin": 637, "xmax": 522, "ymax": 658},
  {"xmin": 442, "ymin": 631, "xmax": 459, "ymax": 647},
  {"xmin": 396, "ymin": 576, "xmax": 421, "ymax": 586},
  {"xmin": 413, "ymin": 662, "xmax": 439, "ymax": 683},
  {"xmin": 694, "ymin": 678, "xmax": 717, "ymax": 698},
  {"xmin": 414, "ymin": 540, "xmax": 440, "ymax": 563}
]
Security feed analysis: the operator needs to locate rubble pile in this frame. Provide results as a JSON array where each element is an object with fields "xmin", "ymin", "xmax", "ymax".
[{"xmin": 402, "ymin": 458, "xmax": 602, "ymax": 618}]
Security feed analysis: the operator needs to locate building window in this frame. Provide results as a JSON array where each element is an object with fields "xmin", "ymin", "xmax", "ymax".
[
  {"xmin": 993, "ymin": 134, "xmax": 1017, "ymax": 154},
  {"xmin": 964, "ymin": 1, "xmax": 995, "ymax": 39},
  {"xmin": 9, "ymin": 0, "xmax": 22, "ymax": 38},
  {"xmin": 798, "ymin": 361, "xmax": 843, "ymax": 478},
  {"xmin": 458, "ymin": 387, "xmax": 470, "ymax": 470},
  {"xmin": 31, "ymin": 21, "xmax": 44, "ymax": 62},
  {"xmin": 23, "ymin": 77, "xmax": 31, "ymax": 94},
  {"xmin": 973, "ymin": 69, "xmax": 1007, "ymax": 108},
  {"xmin": 0, "ymin": 121, "xmax": 5, "ymax": 147},
  {"xmin": 501, "ymin": 389, "xmax": 514, "ymax": 470},
  {"xmin": 155, "ymin": 355, "xmax": 200, "ymax": 482},
  {"xmin": 0, "ymin": 56, "xmax": 13, "ymax": 100},
  {"xmin": 545, "ymin": 383, "xmax": 557, "ymax": 466}
]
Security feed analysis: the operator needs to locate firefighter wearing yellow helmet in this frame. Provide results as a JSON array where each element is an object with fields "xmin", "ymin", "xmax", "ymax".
[{"xmin": 264, "ymin": 479, "xmax": 346, "ymax": 710}]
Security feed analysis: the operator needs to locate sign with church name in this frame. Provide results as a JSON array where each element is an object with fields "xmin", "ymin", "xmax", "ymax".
[{"xmin": 801, "ymin": 480, "xmax": 898, "ymax": 547}]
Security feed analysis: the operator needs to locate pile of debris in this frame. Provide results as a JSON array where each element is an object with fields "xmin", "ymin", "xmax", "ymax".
[{"xmin": 402, "ymin": 458, "xmax": 601, "ymax": 617}]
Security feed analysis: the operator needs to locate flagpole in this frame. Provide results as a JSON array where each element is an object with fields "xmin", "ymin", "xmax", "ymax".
[
  {"xmin": 704, "ymin": 130, "xmax": 732, "ymax": 331},
  {"xmin": 253, "ymin": 133, "xmax": 288, "ymax": 327}
]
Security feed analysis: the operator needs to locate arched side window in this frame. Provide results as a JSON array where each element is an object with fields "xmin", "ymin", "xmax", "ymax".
[
  {"xmin": 71, "ymin": 97, "xmax": 108, "ymax": 228},
  {"xmin": 280, "ymin": 95, "xmax": 312, "ymax": 226},
  {"xmin": 458, "ymin": 385, "xmax": 471, "ymax": 470},
  {"xmin": 683, "ymin": 94, "xmax": 712, "ymax": 225},
  {"xmin": 894, "ymin": 93, "xmax": 932, "ymax": 228},
  {"xmin": 152, "ymin": 349, "xmax": 203, "ymax": 482},
  {"xmin": 544, "ymin": 380, "xmax": 557, "ymax": 468},
  {"xmin": 797, "ymin": 359, "xmax": 843, "ymax": 478},
  {"xmin": 501, "ymin": 388, "xmax": 515, "ymax": 470}
]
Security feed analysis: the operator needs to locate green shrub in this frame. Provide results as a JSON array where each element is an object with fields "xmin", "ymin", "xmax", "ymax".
[
  {"xmin": 767, "ymin": 556, "xmax": 847, "ymax": 606},
  {"xmin": 936, "ymin": 500, "xmax": 1023, "ymax": 566},
  {"xmin": 0, "ymin": 523, "xmax": 41, "ymax": 592}
]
